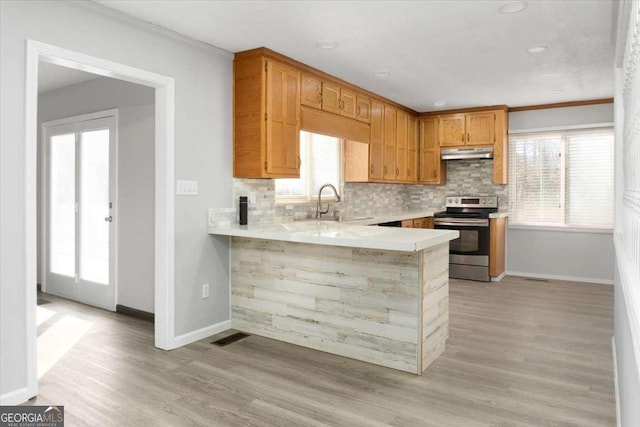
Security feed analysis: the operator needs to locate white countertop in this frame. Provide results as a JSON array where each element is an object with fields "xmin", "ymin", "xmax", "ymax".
[
  {"xmin": 208, "ymin": 221, "xmax": 459, "ymax": 252},
  {"xmin": 489, "ymin": 212, "xmax": 509, "ymax": 219},
  {"xmin": 337, "ymin": 209, "xmax": 437, "ymax": 225}
]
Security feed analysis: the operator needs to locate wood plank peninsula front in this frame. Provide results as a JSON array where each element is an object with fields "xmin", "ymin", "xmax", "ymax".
[{"xmin": 209, "ymin": 221, "xmax": 458, "ymax": 374}]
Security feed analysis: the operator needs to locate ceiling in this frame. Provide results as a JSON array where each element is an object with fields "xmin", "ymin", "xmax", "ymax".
[
  {"xmin": 38, "ymin": 61, "xmax": 101, "ymax": 94},
  {"xmin": 93, "ymin": 0, "xmax": 615, "ymax": 112}
]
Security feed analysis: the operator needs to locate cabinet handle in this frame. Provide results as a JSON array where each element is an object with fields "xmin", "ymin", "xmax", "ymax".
[
  {"xmin": 396, "ymin": 167, "xmax": 399, "ymax": 176},
  {"xmin": 383, "ymin": 166, "xmax": 387, "ymax": 175},
  {"xmin": 433, "ymin": 170, "xmax": 436, "ymax": 178},
  {"xmin": 461, "ymin": 133, "xmax": 465, "ymax": 142},
  {"xmin": 357, "ymin": 105, "xmax": 361, "ymax": 116},
  {"xmin": 318, "ymin": 91, "xmax": 322, "ymax": 103},
  {"xmin": 370, "ymin": 164, "xmax": 374, "ymax": 174},
  {"xmin": 339, "ymin": 99, "xmax": 344, "ymax": 110},
  {"xmin": 467, "ymin": 133, "xmax": 470, "ymax": 142}
]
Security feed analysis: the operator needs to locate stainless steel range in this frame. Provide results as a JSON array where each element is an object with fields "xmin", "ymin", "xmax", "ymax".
[{"xmin": 434, "ymin": 196, "xmax": 498, "ymax": 282}]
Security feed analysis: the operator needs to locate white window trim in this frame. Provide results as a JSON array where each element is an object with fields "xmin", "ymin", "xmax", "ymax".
[{"xmin": 508, "ymin": 224, "xmax": 613, "ymax": 234}]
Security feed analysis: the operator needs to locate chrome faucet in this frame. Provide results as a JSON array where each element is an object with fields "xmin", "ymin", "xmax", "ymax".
[{"xmin": 316, "ymin": 183, "xmax": 341, "ymax": 219}]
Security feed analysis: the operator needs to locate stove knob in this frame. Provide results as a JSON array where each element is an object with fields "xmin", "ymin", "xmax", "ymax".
[
  {"xmin": 448, "ymin": 198, "xmax": 452, "ymax": 204},
  {"xmin": 482, "ymin": 200, "xmax": 486, "ymax": 204},
  {"xmin": 455, "ymin": 198, "xmax": 460, "ymax": 204}
]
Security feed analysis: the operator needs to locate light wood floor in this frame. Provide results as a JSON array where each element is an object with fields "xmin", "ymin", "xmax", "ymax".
[{"xmin": 29, "ymin": 276, "xmax": 615, "ymax": 426}]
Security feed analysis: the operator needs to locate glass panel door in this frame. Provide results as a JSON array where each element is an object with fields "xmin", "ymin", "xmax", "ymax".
[
  {"xmin": 79, "ymin": 129, "xmax": 110, "ymax": 285},
  {"xmin": 49, "ymin": 133, "xmax": 76, "ymax": 277}
]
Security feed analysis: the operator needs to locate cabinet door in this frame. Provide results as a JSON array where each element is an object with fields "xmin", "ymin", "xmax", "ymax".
[
  {"xmin": 396, "ymin": 110, "xmax": 408, "ymax": 181},
  {"xmin": 383, "ymin": 105, "xmax": 397, "ymax": 181},
  {"xmin": 466, "ymin": 112, "xmax": 495, "ymax": 146},
  {"xmin": 419, "ymin": 117, "xmax": 440, "ymax": 183},
  {"xmin": 401, "ymin": 219, "xmax": 414, "ymax": 228},
  {"xmin": 406, "ymin": 115, "xmax": 418, "ymax": 183},
  {"xmin": 413, "ymin": 218, "xmax": 426, "ymax": 228},
  {"xmin": 369, "ymin": 100, "xmax": 384, "ymax": 180},
  {"xmin": 356, "ymin": 95, "xmax": 371, "ymax": 123},
  {"xmin": 321, "ymin": 82, "xmax": 341, "ymax": 114},
  {"xmin": 439, "ymin": 114, "xmax": 466, "ymax": 147},
  {"xmin": 300, "ymin": 73, "xmax": 322, "ymax": 109},
  {"xmin": 340, "ymin": 88, "xmax": 357, "ymax": 119},
  {"xmin": 265, "ymin": 60, "xmax": 300, "ymax": 176}
]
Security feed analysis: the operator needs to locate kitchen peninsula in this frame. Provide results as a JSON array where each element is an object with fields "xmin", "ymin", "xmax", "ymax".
[{"xmin": 209, "ymin": 221, "xmax": 458, "ymax": 374}]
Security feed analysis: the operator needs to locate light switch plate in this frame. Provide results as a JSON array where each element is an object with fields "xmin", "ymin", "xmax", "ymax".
[{"xmin": 177, "ymin": 180, "xmax": 198, "ymax": 195}]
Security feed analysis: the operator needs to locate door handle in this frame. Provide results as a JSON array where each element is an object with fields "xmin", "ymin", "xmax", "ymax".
[{"xmin": 104, "ymin": 216, "xmax": 113, "ymax": 222}]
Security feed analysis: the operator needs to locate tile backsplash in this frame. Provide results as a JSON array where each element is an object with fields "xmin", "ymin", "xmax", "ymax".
[{"xmin": 210, "ymin": 159, "xmax": 507, "ymax": 226}]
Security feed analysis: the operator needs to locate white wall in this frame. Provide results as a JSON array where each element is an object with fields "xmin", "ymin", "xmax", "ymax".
[
  {"xmin": 506, "ymin": 103, "xmax": 615, "ymax": 284},
  {"xmin": 0, "ymin": 1, "xmax": 233, "ymax": 399},
  {"xmin": 38, "ymin": 76, "xmax": 156, "ymax": 313}
]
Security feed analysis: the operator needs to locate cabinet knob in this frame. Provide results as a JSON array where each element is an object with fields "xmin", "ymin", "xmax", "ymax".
[
  {"xmin": 357, "ymin": 105, "xmax": 361, "ymax": 115},
  {"xmin": 383, "ymin": 166, "xmax": 387, "ymax": 175},
  {"xmin": 370, "ymin": 164, "xmax": 374, "ymax": 174},
  {"xmin": 467, "ymin": 133, "xmax": 470, "ymax": 142},
  {"xmin": 395, "ymin": 167, "xmax": 399, "ymax": 176},
  {"xmin": 433, "ymin": 170, "xmax": 436, "ymax": 178}
]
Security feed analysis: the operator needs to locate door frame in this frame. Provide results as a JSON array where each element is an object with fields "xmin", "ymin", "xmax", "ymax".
[
  {"xmin": 25, "ymin": 40, "xmax": 176, "ymax": 401},
  {"xmin": 41, "ymin": 109, "xmax": 119, "ymax": 310}
]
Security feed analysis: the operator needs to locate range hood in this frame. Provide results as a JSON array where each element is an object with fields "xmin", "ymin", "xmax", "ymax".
[{"xmin": 441, "ymin": 147, "xmax": 493, "ymax": 160}]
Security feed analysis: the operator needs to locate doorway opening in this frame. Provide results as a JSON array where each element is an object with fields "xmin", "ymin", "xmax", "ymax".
[{"xmin": 25, "ymin": 40, "xmax": 176, "ymax": 401}]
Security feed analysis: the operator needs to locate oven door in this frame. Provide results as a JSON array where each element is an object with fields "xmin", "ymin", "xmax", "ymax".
[{"xmin": 434, "ymin": 217, "xmax": 490, "ymax": 262}]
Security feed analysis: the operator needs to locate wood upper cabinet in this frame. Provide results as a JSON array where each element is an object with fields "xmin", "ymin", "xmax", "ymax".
[
  {"xmin": 300, "ymin": 73, "xmax": 322, "ymax": 109},
  {"xmin": 265, "ymin": 60, "xmax": 301, "ymax": 176},
  {"xmin": 383, "ymin": 105, "xmax": 397, "ymax": 181},
  {"xmin": 396, "ymin": 110, "xmax": 408, "ymax": 181},
  {"xmin": 356, "ymin": 95, "xmax": 371, "ymax": 123},
  {"xmin": 320, "ymin": 82, "xmax": 357, "ymax": 119},
  {"xmin": 466, "ymin": 112, "xmax": 495, "ymax": 146},
  {"xmin": 369, "ymin": 100, "xmax": 384, "ymax": 181},
  {"xmin": 406, "ymin": 115, "xmax": 418, "ymax": 183},
  {"xmin": 233, "ymin": 55, "xmax": 301, "ymax": 178},
  {"xmin": 439, "ymin": 114, "xmax": 466, "ymax": 147},
  {"xmin": 438, "ymin": 111, "xmax": 496, "ymax": 147},
  {"xmin": 419, "ymin": 117, "xmax": 446, "ymax": 184}
]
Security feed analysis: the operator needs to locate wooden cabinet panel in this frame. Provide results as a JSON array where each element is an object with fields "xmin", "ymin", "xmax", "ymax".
[
  {"xmin": 439, "ymin": 115, "xmax": 465, "ymax": 147},
  {"xmin": 383, "ymin": 105, "xmax": 397, "ymax": 181},
  {"xmin": 300, "ymin": 73, "xmax": 322, "ymax": 109},
  {"xmin": 233, "ymin": 56, "xmax": 300, "ymax": 178},
  {"xmin": 356, "ymin": 95, "xmax": 371, "ymax": 123},
  {"xmin": 266, "ymin": 60, "xmax": 301, "ymax": 176},
  {"xmin": 340, "ymin": 88, "xmax": 357, "ymax": 119},
  {"xmin": 426, "ymin": 217, "xmax": 434, "ymax": 229},
  {"xmin": 419, "ymin": 117, "xmax": 445, "ymax": 184},
  {"xmin": 401, "ymin": 219, "xmax": 414, "ymax": 228},
  {"xmin": 396, "ymin": 110, "xmax": 407, "ymax": 181},
  {"xmin": 493, "ymin": 110, "xmax": 508, "ymax": 184},
  {"xmin": 466, "ymin": 112, "xmax": 495, "ymax": 146},
  {"xmin": 321, "ymin": 82, "xmax": 341, "ymax": 114},
  {"xmin": 407, "ymin": 115, "xmax": 418, "ymax": 183},
  {"xmin": 369, "ymin": 100, "xmax": 384, "ymax": 181},
  {"xmin": 489, "ymin": 217, "xmax": 506, "ymax": 277}
]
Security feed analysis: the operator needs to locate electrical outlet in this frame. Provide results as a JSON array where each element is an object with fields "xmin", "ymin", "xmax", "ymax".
[
  {"xmin": 249, "ymin": 192, "xmax": 256, "ymax": 204},
  {"xmin": 208, "ymin": 209, "xmax": 216, "ymax": 226},
  {"xmin": 177, "ymin": 180, "xmax": 198, "ymax": 196},
  {"xmin": 202, "ymin": 283, "xmax": 210, "ymax": 299}
]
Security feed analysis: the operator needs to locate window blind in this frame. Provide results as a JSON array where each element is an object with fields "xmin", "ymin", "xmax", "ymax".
[{"xmin": 509, "ymin": 128, "xmax": 614, "ymax": 228}]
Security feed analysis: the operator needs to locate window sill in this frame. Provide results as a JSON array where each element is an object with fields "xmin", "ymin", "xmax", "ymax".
[
  {"xmin": 508, "ymin": 224, "xmax": 613, "ymax": 234},
  {"xmin": 275, "ymin": 197, "xmax": 339, "ymax": 206}
]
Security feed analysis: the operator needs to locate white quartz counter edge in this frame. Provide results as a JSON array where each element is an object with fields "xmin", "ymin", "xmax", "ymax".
[
  {"xmin": 344, "ymin": 210, "xmax": 436, "ymax": 225},
  {"xmin": 208, "ymin": 222, "xmax": 458, "ymax": 252},
  {"xmin": 489, "ymin": 212, "xmax": 509, "ymax": 219}
]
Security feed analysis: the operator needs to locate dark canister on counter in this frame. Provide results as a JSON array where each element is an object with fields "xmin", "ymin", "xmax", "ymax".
[{"xmin": 239, "ymin": 196, "xmax": 248, "ymax": 225}]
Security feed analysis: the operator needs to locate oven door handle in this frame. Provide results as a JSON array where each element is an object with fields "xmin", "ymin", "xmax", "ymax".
[{"xmin": 434, "ymin": 219, "xmax": 489, "ymax": 227}]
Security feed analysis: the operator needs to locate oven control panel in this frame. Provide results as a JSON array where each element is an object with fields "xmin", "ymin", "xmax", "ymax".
[{"xmin": 446, "ymin": 196, "xmax": 498, "ymax": 208}]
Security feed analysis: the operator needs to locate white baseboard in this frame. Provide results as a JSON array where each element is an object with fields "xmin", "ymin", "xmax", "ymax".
[
  {"xmin": 0, "ymin": 386, "xmax": 32, "ymax": 406},
  {"xmin": 491, "ymin": 272, "xmax": 506, "ymax": 282},
  {"xmin": 505, "ymin": 271, "xmax": 614, "ymax": 285},
  {"xmin": 171, "ymin": 319, "xmax": 232, "ymax": 348},
  {"xmin": 612, "ymin": 337, "xmax": 621, "ymax": 427}
]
